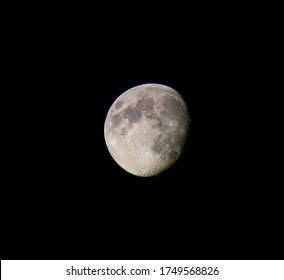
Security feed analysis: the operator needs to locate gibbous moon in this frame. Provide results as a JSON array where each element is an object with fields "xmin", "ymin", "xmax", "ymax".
[{"xmin": 104, "ymin": 83, "xmax": 190, "ymax": 177}]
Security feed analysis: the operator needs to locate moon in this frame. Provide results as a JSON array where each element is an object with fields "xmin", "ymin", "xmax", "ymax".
[{"xmin": 104, "ymin": 83, "xmax": 190, "ymax": 177}]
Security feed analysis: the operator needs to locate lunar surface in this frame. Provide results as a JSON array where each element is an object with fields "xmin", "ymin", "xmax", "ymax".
[{"xmin": 104, "ymin": 83, "xmax": 190, "ymax": 177}]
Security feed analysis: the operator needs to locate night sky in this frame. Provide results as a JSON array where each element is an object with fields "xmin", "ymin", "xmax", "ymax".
[{"xmin": 3, "ymin": 7, "xmax": 281, "ymax": 261}]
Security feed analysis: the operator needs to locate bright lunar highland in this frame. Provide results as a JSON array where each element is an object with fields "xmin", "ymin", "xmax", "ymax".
[{"xmin": 104, "ymin": 83, "xmax": 190, "ymax": 177}]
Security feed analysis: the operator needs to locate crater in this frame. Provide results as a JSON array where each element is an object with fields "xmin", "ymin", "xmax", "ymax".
[
  {"xmin": 123, "ymin": 106, "xmax": 142, "ymax": 123},
  {"xmin": 136, "ymin": 97, "xmax": 154, "ymax": 111},
  {"xmin": 168, "ymin": 150, "xmax": 178, "ymax": 161},
  {"xmin": 115, "ymin": 100, "xmax": 124, "ymax": 110}
]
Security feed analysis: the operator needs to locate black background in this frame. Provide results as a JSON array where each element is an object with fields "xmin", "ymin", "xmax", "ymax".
[{"xmin": 2, "ymin": 4, "xmax": 282, "ymax": 260}]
